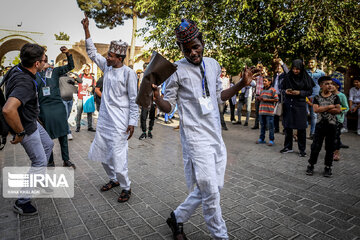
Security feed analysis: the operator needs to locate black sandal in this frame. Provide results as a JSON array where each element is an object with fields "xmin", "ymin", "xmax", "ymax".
[
  {"xmin": 100, "ymin": 181, "xmax": 120, "ymax": 192},
  {"xmin": 118, "ymin": 189, "xmax": 131, "ymax": 202}
]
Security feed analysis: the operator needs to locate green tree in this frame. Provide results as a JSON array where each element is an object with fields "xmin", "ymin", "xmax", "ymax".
[
  {"xmin": 137, "ymin": 0, "xmax": 360, "ymax": 75},
  {"xmin": 54, "ymin": 32, "xmax": 70, "ymax": 41},
  {"xmin": 12, "ymin": 53, "xmax": 20, "ymax": 66},
  {"xmin": 77, "ymin": 0, "xmax": 147, "ymax": 66}
]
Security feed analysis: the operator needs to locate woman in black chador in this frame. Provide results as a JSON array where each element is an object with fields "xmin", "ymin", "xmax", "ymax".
[{"xmin": 280, "ymin": 59, "xmax": 315, "ymax": 157}]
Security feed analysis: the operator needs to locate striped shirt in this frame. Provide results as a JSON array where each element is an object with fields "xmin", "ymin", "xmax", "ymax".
[{"xmin": 259, "ymin": 87, "xmax": 278, "ymax": 116}]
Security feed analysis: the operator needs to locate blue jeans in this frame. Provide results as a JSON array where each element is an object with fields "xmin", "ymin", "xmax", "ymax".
[
  {"xmin": 259, "ymin": 115, "xmax": 274, "ymax": 141},
  {"xmin": 309, "ymin": 105, "xmax": 317, "ymax": 135},
  {"xmin": 18, "ymin": 122, "xmax": 54, "ymax": 204},
  {"xmin": 62, "ymin": 100, "xmax": 73, "ymax": 134}
]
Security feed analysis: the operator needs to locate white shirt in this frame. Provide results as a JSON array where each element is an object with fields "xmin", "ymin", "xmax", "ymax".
[
  {"xmin": 349, "ymin": 87, "xmax": 360, "ymax": 104},
  {"xmin": 86, "ymin": 38, "xmax": 139, "ymax": 171}
]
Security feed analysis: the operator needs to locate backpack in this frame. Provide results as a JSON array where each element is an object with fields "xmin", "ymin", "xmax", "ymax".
[{"xmin": 0, "ymin": 67, "xmax": 14, "ymax": 150}]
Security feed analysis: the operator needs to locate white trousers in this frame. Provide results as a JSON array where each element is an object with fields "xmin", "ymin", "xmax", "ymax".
[{"xmin": 102, "ymin": 162, "xmax": 130, "ymax": 190}]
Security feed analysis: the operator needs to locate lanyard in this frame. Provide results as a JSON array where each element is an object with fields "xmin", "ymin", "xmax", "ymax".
[
  {"xmin": 17, "ymin": 66, "xmax": 38, "ymax": 90},
  {"xmin": 37, "ymin": 72, "xmax": 47, "ymax": 86},
  {"xmin": 200, "ymin": 61, "xmax": 210, "ymax": 97}
]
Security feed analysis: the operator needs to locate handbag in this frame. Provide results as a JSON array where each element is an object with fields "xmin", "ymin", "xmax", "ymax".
[
  {"xmin": 274, "ymin": 102, "xmax": 283, "ymax": 116},
  {"xmin": 83, "ymin": 95, "xmax": 95, "ymax": 113},
  {"xmin": 274, "ymin": 91, "xmax": 283, "ymax": 116}
]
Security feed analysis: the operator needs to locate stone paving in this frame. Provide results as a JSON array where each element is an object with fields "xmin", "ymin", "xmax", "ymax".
[{"xmin": 1, "ymin": 115, "xmax": 360, "ymax": 240}]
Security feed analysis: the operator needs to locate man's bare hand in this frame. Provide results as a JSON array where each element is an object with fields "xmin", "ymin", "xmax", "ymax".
[
  {"xmin": 81, "ymin": 13, "xmax": 89, "ymax": 29},
  {"xmin": 126, "ymin": 125, "xmax": 134, "ymax": 140},
  {"xmin": 60, "ymin": 46, "xmax": 68, "ymax": 54},
  {"xmin": 152, "ymin": 84, "xmax": 161, "ymax": 100},
  {"xmin": 242, "ymin": 66, "xmax": 260, "ymax": 86},
  {"xmin": 10, "ymin": 135, "xmax": 23, "ymax": 144}
]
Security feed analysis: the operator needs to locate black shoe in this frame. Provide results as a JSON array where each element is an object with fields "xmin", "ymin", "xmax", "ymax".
[
  {"xmin": 299, "ymin": 151, "xmax": 307, "ymax": 157},
  {"xmin": 88, "ymin": 127, "xmax": 96, "ymax": 132},
  {"xmin": 13, "ymin": 200, "xmax": 38, "ymax": 215},
  {"xmin": 244, "ymin": 122, "xmax": 248, "ymax": 126},
  {"xmin": 323, "ymin": 167, "xmax": 332, "ymax": 177},
  {"xmin": 275, "ymin": 129, "xmax": 279, "ymax": 133},
  {"xmin": 308, "ymin": 134, "xmax": 314, "ymax": 140},
  {"xmin": 148, "ymin": 132, "xmax": 153, "ymax": 139},
  {"xmin": 63, "ymin": 160, "xmax": 76, "ymax": 169},
  {"xmin": 280, "ymin": 148, "xmax": 294, "ymax": 153},
  {"xmin": 139, "ymin": 132, "xmax": 147, "ymax": 140},
  {"xmin": 47, "ymin": 161, "xmax": 55, "ymax": 167},
  {"xmin": 251, "ymin": 126, "xmax": 259, "ymax": 129},
  {"xmin": 222, "ymin": 126, "xmax": 228, "ymax": 131},
  {"xmin": 166, "ymin": 212, "xmax": 187, "ymax": 240},
  {"xmin": 306, "ymin": 165, "xmax": 314, "ymax": 176},
  {"xmin": 339, "ymin": 144, "xmax": 349, "ymax": 149},
  {"xmin": 75, "ymin": 127, "xmax": 80, "ymax": 132},
  {"xmin": 233, "ymin": 121, "xmax": 241, "ymax": 125}
]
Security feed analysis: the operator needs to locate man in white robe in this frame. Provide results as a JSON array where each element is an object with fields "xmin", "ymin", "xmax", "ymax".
[
  {"xmin": 152, "ymin": 19, "xmax": 257, "ymax": 240},
  {"xmin": 81, "ymin": 15, "xmax": 138, "ymax": 203}
]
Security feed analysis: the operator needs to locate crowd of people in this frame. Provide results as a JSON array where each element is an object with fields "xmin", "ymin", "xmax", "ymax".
[{"xmin": 0, "ymin": 15, "xmax": 359, "ymax": 240}]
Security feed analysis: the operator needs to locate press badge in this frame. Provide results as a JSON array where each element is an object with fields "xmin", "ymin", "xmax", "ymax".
[
  {"xmin": 42, "ymin": 86, "xmax": 50, "ymax": 96},
  {"xmin": 198, "ymin": 96, "xmax": 213, "ymax": 115}
]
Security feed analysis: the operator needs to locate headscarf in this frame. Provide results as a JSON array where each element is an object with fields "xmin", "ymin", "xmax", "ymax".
[
  {"xmin": 282, "ymin": 59, "xmax": 315, "ymax": 91},
  {"xmin": 175, "ymin": 19, "xmax": 200, "ymax": 44}
]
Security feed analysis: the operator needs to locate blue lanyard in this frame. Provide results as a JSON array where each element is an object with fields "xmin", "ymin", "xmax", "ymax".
[
  {"xmin": 36, "ymin": 72, "xmax": 47, "ymax": 86},
  {"xmin": 17, "ymin": 66, "xmax": 38, "ymax": 90},
  {"xmin": 201, "ymin": 61, "xmax": 207, "ymax": 97}
]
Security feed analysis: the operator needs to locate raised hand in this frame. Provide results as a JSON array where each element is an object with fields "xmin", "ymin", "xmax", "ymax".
[
  {"xmin": 81, "ymin": 13, "xmax": 89, "ymax": 29},
  {"xmin": 60, "ymin": 46, "xmax": 68, "ymax": 54}
]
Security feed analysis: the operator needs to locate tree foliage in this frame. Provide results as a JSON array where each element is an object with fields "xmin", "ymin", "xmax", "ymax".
[
  {"xmin": 12, "ymin": 54, "xmax": 20, "ymax": 66},
  {"xmin": 54, "ymin": 32, "xmax": 70, "ymax": 41},
  {"xmin": 77, "ymin": 0, "xmax": 148, "ymax": 66},
  {"xmin": 137, "ymin": 0, "xmax": 360, "ymax": 75}
]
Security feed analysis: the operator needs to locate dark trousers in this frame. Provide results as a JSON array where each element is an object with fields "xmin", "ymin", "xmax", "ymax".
[
  {"xmin": 218, "ymin": 103, "xmax": 227, "ymax": 127},
  {"xmin": 274, "ymin": 115, "xmax": 280, "ymax": 132},
  {"xmin": 254, "ymin": 98, "xmax": 260, "ymax": 127},
  {"xmin": 141, "ymin": 104, "xmax": 156, "ymax": 133},
  {"xmin": 309, "ymin": 121, "xmax": 337, "ymax": 167},
  {"xmin": 260, "ymin": 115, "xmax": 274, "ymax": 141},
  {"xmin": 48, "ymin": 135, "xmax": 69, "ymax": 164},
  {"xmin": 229, "ymin": 100, "xmax": 236, "ymax": 121},
  {"xmin": 334, "ymin": 122, "xmax": 343, "ymax": 151},
  {"xmin": 76, "ymin": 99, "xmax": 93, "ymax": 129},
  {"xmin": 284, "ymin": 128, "xmax": 306, "ymax": 152}
]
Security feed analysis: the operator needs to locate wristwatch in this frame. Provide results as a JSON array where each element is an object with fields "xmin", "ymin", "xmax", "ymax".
[{"xmin": 16, "ymin": 130, "xmax": 26, "ymax": 137}]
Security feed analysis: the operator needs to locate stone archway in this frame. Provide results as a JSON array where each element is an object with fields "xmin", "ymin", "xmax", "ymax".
[
  {"xmin": 55, "ymin": 49, "xmax": 86, "ymax": 72},
  {"xmin": 0, "ymin": 35, "xmax": 36, "ymax": 63}
]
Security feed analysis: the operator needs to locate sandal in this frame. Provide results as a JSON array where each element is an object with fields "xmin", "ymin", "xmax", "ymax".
[
  {"xmin": 118, "ymin": 189, "xmax": 131, "ymax": 203},
  {"xmin": 100, "ymin": 180, "xmax": 120, "ymax": 192}
]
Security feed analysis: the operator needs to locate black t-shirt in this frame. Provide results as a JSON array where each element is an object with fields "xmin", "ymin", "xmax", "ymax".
[
  {"xmin": 95, "ymin": 76, "xmax": 103, "ymax": 103},
  {"xmin": 95, "ymin": 76, "xmax": 103, "ymax": 94},
  {"xmin": 5, "ymin": 65, "xmax": 39, "ymax": 135},
  {"xmin": 314, "ymin": 93, "xmax": 340, "ymax": 125}
]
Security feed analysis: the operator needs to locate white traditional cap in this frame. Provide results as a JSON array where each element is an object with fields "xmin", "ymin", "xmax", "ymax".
[{"xmin": 109, "ymin": 40, "xmax": 128, "ymax": 55}]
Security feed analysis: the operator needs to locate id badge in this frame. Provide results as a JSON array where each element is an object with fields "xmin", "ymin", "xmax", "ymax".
[
  {"xmin": 42, "ymin": 86, "xmax": 50, "ymax": 96},
  {"xmin": 198, "ymin": 96, "xmax": 213, "ymax": 115}
]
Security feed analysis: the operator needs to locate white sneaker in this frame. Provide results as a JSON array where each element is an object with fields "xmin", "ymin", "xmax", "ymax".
[
  {"xmin": 341, "ymin": 128, "xmax": 348, "ymax": 133},
  {"xmin": 231, "ymin": 120, "xmax": 236, "ymax": 124},
  {"xmin": 357, "ymin": 129, "xmax": 360, "ymax": 136},
  {"xmin": 67, "ymin": 133, "xmax": 73, "ymax": 140}
]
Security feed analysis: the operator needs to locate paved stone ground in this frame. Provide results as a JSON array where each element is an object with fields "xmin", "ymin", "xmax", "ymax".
[{"xmin": 1, "ymin": 114, "xmax": 360, "ymax": 240}]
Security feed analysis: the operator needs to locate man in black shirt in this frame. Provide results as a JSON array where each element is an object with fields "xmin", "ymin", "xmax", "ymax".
[
  {"xmin": 2, "ymin": 43, "xmax": 54, "ymax": 215},
  {"xmin": 94, "ymin": 75, "xmax": 103, "ymax": 111}
]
